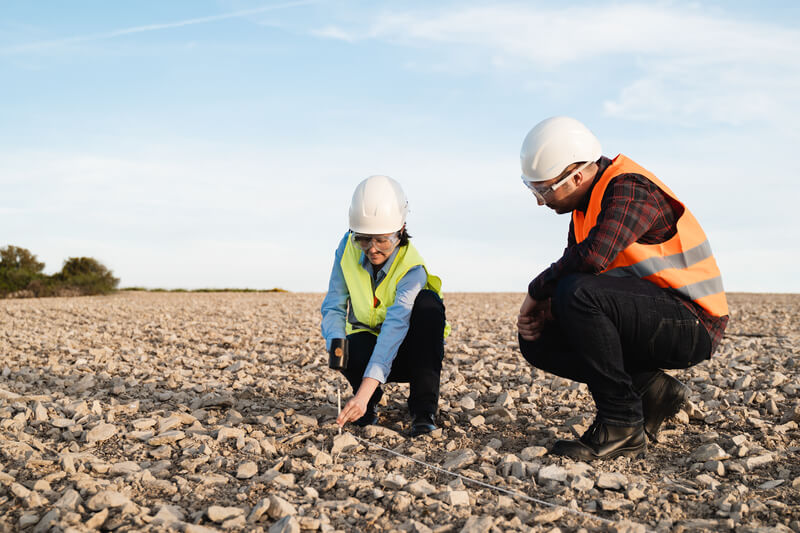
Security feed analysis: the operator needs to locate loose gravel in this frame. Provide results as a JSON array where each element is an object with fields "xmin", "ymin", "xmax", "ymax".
[{"xmin": 0, "ymin": 292, "xmax": 798, "ymax": 532}]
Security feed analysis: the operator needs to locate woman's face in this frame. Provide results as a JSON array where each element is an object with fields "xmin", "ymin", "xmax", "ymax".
[{"xmin": 351, "ymin": 232, "xmax": 400, "ymax": 266}]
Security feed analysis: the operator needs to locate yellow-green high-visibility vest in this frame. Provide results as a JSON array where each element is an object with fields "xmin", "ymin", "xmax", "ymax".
[{"xmin": 340, "ymin": 238, "xmax": 450, "ymax": 338}]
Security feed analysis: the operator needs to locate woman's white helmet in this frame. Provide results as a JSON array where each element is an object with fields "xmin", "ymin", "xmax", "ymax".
[
  {"xmin": 520, "ymin": 116, "xmax": 602, "ymax": 183},
  {"xmin": 348, "ymin": 175, "xmax": 408, "ymax": 234}
]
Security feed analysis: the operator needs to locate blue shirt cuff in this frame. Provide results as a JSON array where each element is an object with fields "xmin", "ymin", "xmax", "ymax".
[{"xmin": 363, "ymin": 363, "xmax": 389, "ymax": 384}]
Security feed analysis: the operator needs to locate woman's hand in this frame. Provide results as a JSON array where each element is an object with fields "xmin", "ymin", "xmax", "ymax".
[
  {"xmin": 337, "ymin": 396, "xmax": 367, "ymax": 426},
  {"xmin": 337, "ymin": 377, "xmax": 380, "ymax": 427}
]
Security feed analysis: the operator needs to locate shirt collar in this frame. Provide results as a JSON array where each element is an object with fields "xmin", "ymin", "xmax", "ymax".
[{"xmin": 575, "ymin": 156, "xmax": 612, "ymax": 213}]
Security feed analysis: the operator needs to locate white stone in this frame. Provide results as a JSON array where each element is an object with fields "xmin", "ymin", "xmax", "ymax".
[
  {"xmin": 236, "ymin": 461, "xmax": 258, "ymax": 479},
  {"xmin": 445, "ymin": 490, "xmax": 470, "ymax": 506},
  {"xmin": 147, "ymin": 430, "xmax": 185, "ymax": 446},
  {"xmin": 538, "ymin": 464, "xmax": 567, "ymax": 483},
  {"xmin": 86, "ymin": 490, "xmax": 132, "ymax": 511},
  {"xmin": 109, "ymin": 461, "xmax": 141, "ymax": 475},
  {"xmin": 268, "ymin": 495, "xmax": 296, "ymax": 519},
  {"xmin": 745, "ymin": 454, "xmax": 774, "ymax": 470},
  {"xmin": 443, "ymin": 449, "xmax": 477, "ymax": 470},
  {"xmin": 331, "ymin": 432, "xmax": 359, "ymax": 454},
  {"xmin": 207, "ymin": 505, "xmax": 245, "ymax": 523},
  {"xmin": 520, "ymin": 446, "xmax": 547, "ymax": 460},
  {"xmin": 597, "ymin": 472, "xmax": 628, "ymax": 490},
  {"xmin": 54, "ymin": 489, "xmax": 81, "ymax": 510},
  {"xmin": 86, "ymin": 423, "xmax": 117, "ymax": 444},
  {"xmin": 269, "ymin": 515, "xmax": 300, "ymax": 533},
  {"xmin": 459, "ymin": 396, "xmax": 476, "ymax": 410},
  {"xmin": 691, "ymin": 443, "xmax": 729, "ymax": 462},
  {"xmin": 383, "ymin": 472, "xmax": 408, "ymax": 490}
]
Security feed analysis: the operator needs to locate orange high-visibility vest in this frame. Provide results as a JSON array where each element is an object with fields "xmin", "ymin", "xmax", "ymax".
[{"xmin": 572, "ymin": 154, "xmax": 728, "ymax": 317}]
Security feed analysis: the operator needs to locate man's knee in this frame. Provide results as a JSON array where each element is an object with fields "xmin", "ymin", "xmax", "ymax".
[
  {"xmin": 518, "ymin": 335, "xmax": 543, "ymax": 368},
  {"xmin": 552, "ymin": 273, "xmax": 599, "ymax": 320}
]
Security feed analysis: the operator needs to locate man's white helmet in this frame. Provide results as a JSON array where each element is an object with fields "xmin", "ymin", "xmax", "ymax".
[
  {"xmin": 348, "ymin": 175, "xmax": 408, "ymax": 234},
  {"xmin": 520, "ymin": 116, "xmax": 602, "ymax": 183}
]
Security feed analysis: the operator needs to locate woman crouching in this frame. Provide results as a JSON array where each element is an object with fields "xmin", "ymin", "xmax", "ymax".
[{"xmin": 320, "ymin": 175, "xmax": 448, "ymax": 437}]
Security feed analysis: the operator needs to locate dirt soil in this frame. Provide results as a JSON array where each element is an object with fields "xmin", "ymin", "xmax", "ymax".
[{"xmin": 0, "ymin": 292, "xmax": 798, "ymax": 532}]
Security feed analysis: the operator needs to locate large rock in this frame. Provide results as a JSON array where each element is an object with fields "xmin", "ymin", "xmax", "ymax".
[
  {"xmin": 597, "ymin": 472, "xmax": 628, "ymax": 490},
  {"xmin": 207, "ymin": 505, "xmax": 245, "ymax": 523},
  {"xmin": 691, "ymin": 443, "xmax": 730, "ymax": 462},
  {"xmin": 443, "ymin": 449, "xmax": 477, "ymax": 470},
  {"xmin": 86, "ymin": 423, "xmax": 118, "ymax": 444},
  {"xmin": 269, "ymin": 515, "xmax": 300, "ymax": 533},
  {"xmin": 537, "ymin": 464, "xmax": 567, "ymax": 484},
  {"xmin": 331, "ymin": 432, "xmax": 359, "ymax": 454},
  {"xmin": 459, "ymin": 516, "xmax": 494, "ymax": 533},
  {"xmin": 86, "ymin": 490, "xmax": 132, "ymax": 511},
  {"xmin": 268, "ymin": 495, "xmax": 296, "ymax": 519}
]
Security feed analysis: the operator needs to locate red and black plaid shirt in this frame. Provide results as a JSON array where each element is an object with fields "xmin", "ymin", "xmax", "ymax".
[{"xmin": 528, "ymin": 156, "xmax": 728, "ymax": 353}]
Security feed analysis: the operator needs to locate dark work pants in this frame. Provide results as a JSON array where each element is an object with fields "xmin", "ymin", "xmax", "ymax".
[
  {"xmin": 519, "ymin": 273, "xmax": 711, "ymax": 426},
  {"xmin": 341, "ymin": 289, "xmax": 446, "ymax": 416}
]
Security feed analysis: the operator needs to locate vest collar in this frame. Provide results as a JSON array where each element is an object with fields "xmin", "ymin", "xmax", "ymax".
[{"xmin": 575, "ymin": 156, "xmax": 612, "ymax": 213}]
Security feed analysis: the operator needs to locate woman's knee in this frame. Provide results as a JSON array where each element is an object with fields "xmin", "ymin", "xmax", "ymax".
[{"xmin": 410, "ymin": 290, "xmax": 445, "ymax": 326}]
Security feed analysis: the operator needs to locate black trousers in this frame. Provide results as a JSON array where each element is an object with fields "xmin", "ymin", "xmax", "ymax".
[
  {"xmin": 340, "ymin": 289, "xmax": 446, "ymax": 416},
  {"xmin": 519, "ymin": 273, "xmax": 711, "ymax": 426}
]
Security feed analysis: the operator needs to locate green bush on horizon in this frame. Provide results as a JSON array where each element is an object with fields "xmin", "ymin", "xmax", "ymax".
[
  {"xmin": 0, "ymin": 245, "xmax": 119, "ymax": 298},
  {"xmin": 55, "ymin": 256, "xmax": 120, "ymax": 294}
]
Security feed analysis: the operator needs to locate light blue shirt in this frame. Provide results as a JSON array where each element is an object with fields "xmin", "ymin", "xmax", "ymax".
[{"xmin": 320, "ymin": 232, "xmax": 427, "ymax": 383}]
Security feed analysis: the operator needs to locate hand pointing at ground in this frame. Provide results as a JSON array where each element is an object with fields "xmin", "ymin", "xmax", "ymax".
[{"xmin": 337, "ymin": 377, "xmax": 380, "ymax": 426}]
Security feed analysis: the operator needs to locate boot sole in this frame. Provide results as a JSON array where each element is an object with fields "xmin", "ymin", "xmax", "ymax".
[
  {"xmin": 603, "ymin": 443, "xmax": 647, "ymax": 460},
  {"xmin": 645, "ymin": 387, "xmax": 689, "ymax": 441},
  {"xmin": 551, "ymin": 442, "xmax": 647, "ymax": 461}
]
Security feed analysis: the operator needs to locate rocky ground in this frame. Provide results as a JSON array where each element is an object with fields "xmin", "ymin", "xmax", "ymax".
[{"xmin": 0, "ymin": 292, "xmax": 798, "ymax": 533}]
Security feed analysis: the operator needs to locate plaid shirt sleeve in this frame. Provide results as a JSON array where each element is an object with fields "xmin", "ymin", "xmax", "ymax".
[{"xmin": 528, "ymin": 173, "xmax": 674, "ymax": 300}]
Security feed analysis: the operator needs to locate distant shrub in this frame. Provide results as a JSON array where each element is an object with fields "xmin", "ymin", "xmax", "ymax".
[
  {"xmin": 55, "ymin": 257, "xmax": 120, "ymax": 295},
  {"xmin": 0, "ymin": 245, "xmax": 47, "ymax": 296},
  {"xmin": 0, "ymin": 245, "xmax": 120, "ymax": 298},
  {"xmin": 0, "ymin": 245, "xmax": 45, "ymax": 273}
]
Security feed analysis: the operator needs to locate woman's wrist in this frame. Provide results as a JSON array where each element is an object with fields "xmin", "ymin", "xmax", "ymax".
[{"xmin": 355, "ymin": 377, "xmax": 380, "ymax": 401}]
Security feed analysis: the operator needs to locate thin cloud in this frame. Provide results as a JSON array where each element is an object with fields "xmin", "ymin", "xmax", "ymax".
[
  {"xmin": 2, "ymin": 0, "xmax": 320, "ymax": 54},
  {"xmin": 313, "ymin": 3, "xmax": 800, "ymax": 126},
  {"xmin": 314, "ymin": 4, "xmax": 799, "ymax": 67}
]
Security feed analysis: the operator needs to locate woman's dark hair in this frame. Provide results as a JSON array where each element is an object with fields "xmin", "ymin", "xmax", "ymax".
[{"xmin": 399, "ymin": 226, "xmax": 411, "ymax": 246}]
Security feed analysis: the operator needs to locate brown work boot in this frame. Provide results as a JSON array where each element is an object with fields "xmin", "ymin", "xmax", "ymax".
[
  {"xmin": 550, "ymin": 420, "xmax": 646, "ymax": 461},
  {"xmin": 640, "ymin": 371, "xmax": 689, "ymax": 440}
]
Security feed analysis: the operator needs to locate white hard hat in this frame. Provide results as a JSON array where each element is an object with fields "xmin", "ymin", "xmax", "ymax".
[
  {"xmin": 348, "ymin": 175, "xmax": 408, "ymax": 234},
  {"xmin": 520, "ymin": 116, "xmax": 602, "ymax": 183}
]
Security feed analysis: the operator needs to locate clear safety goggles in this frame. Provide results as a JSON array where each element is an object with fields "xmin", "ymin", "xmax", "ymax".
[
  {"xmin": 521, "ymin": 160, "xmax": 593, "ymax": 203},
  {"xmin": 350, "ymin": 231, "xmax": 400, "ymax": 251}
]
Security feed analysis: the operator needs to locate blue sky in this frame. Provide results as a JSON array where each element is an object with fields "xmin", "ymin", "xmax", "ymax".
[{"xmin": 2, "ymin": 1, "xmax": 798, "ymax": 292}]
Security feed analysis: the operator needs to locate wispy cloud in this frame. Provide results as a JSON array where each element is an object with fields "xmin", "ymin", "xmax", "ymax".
[
  {"xmin": 313, "ymin": 3, "xmax": 800, "ymax": 126},
  {"xmin": 1, "ymin": 0, "xmax": 320, "ymax": 54}
]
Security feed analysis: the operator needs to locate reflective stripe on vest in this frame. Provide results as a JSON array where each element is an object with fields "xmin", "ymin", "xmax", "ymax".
[
  {"xmin": 572, "ymin": 154, "xmax": 728, "ymax": 317},
  {"xmin": 340, "ymin": 238, "xmax": 450, "ymax": 338}
]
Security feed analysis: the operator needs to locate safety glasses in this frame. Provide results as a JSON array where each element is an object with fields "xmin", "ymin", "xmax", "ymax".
[
  {"xmin": 350, "ymin": 232, "xmax": 400, "ymax": 251},
  {"xmin": 521, "ymin": 160, "xmax": 593, "ymax": 202}
]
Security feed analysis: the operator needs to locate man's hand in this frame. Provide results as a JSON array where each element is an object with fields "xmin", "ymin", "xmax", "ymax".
[
  {"xmin": 517, "ymin": 294, "xmax": 552, "ymax": 342},
  {"xmin": 337, "ymin": 377, "xmax": 380, "ymax": 426}
]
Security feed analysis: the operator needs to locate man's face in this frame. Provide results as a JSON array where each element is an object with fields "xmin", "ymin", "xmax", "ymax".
[
  {"xmin": 537, "ymin": 171, "xmax": 579, "ymax": 214},
  {"xmin": 524, "ymin": 161, "xmax": 592, "ymax": 214}
]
